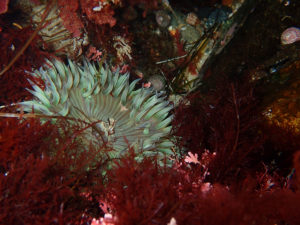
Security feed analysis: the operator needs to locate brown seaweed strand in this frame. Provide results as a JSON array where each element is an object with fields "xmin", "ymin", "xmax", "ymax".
[{"xmin": 231, "ymin": 83, "xmax": 240, "ymax": 153}]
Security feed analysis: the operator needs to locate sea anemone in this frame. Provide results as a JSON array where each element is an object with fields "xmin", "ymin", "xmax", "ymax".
[
  {"xmin": 20, "ymin": 58, "xmax": 174, "ymax": 164},
  {"xmin": 30, "ymin": 3, "xmax": 87, "ymax": 59}
]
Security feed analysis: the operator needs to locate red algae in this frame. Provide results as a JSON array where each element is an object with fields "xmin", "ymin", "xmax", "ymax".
[
  {"xmin": 0, "ymin": 0, "xmax": 9, "ymax": 15},
  {"xmin": 0, "ymin": 118, "xmax": 107, "ymax": 224},
  {"xmin": 1, "ymin": 0, "xmax": 300, "ymax": 224},
  {"xmin": 0, "ymin": 13, "xmax": 50, "ymax": 105}
]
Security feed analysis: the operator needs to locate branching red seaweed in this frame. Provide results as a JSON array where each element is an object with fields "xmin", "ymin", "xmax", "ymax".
[
  {"xmin": 0, "ymin": 117, "xmax": 107, "ymax": 224},
  {"xmin": 1, "ymin": 1, "xmax": 300, "ymax": 224},
  {"xmin": 58, "ymin": 0, "xmax": 84, "ymax": 37}
]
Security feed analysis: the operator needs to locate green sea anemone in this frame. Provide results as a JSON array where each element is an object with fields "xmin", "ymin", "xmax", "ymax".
[{"xmin": 20, "ymin": 58, "xmax": 174, "ymax": 164}]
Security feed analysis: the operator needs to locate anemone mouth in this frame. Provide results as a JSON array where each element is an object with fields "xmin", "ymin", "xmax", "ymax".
[{"xmin": 21, "ymin": 58, "xmax": 174, "ymax": 162}]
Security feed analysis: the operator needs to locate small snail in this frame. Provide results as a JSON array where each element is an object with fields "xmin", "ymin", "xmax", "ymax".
[
  {"xmin": 281, "ymin": 27, "xmax": 300, "ymax": 45},
  {"xmin": 155, "ymin": 10, "xmax": 171, "ymax": 28},
  {"xmin": 148, "ymin": 75, "xmax": 166, "ymax": 91}
]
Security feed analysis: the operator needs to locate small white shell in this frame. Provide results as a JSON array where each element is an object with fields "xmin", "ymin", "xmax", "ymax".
[
  {"xmin": 93, "ymin": 6, "xmax": 102, "ymax": 11},
  {"xmin": 281, "ymin": 27, "xmax": 300, "ymax": 45},
  {"xmin": 186, "ymin": 12, "xmax": 199, "ymax": 26}
]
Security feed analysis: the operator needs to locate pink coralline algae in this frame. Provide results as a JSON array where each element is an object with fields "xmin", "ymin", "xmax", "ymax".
[
  {"xmin": 80, "ymin": 0, "xmax": 118, "ymax": 27},
  {"xmin": 281, "ymin": 27, "xmax": 300, "ymax": 45},
  {"xmin": 0, "ymin": 0, "xmax": 9, "ymax": 14}
]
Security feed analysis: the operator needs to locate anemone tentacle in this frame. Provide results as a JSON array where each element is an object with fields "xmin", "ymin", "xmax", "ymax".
[{"xmin": 21, "ymin": 58, "xmax": 174, "ymax": 163}]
